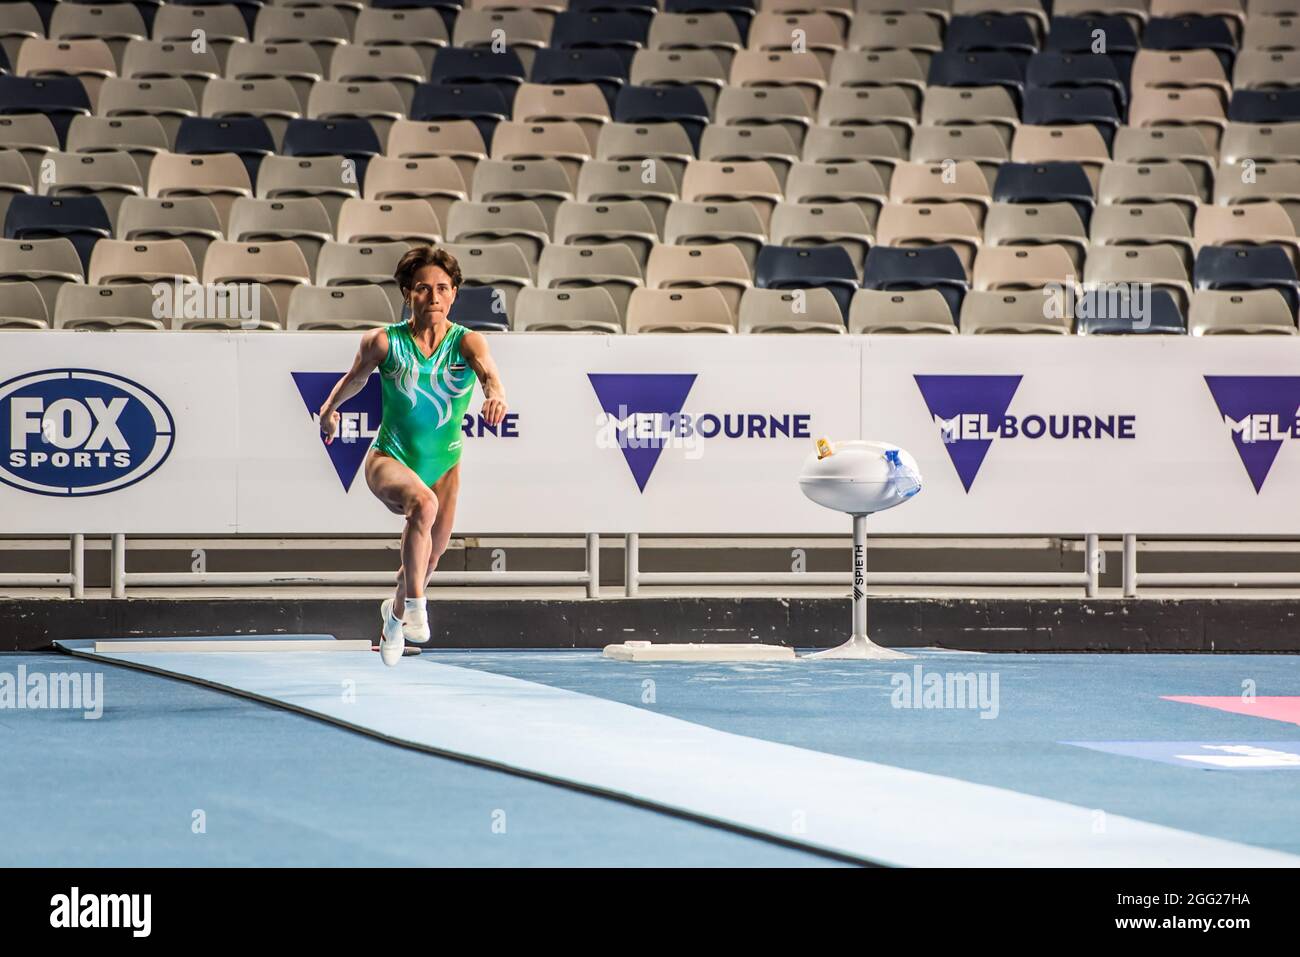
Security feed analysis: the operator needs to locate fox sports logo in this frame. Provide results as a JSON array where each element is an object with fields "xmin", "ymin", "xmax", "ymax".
[{"xmin": 0, "ymin": 369, "xmax": 175, "ymax": 496}]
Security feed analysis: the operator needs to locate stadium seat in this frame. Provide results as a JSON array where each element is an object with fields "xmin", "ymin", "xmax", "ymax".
[
  {"xmin": 614, "ymin": 85, "xmax": 710, "ymax": 152},
  {"xmin": 1214, "ymin": 160, "xmax": 1300, "ymax": 232},
  {"xmin": 1233, "ymin": 49, "xmax": 1300, "ymax": 90},
  {"xmin": 862, "ymin": 245, "xmax": 969, "ymax": 320},
  {"xmin": 1098, "ymin": 161, "xmax": 1202, "ymax": 225},
  {"xmin": 994, "ymin": 161, "xmax": 1096, "ymax": 230},
  {"xmin": 1143, "ymin": 16, "xmax": 1238, "ymax": 73},
  {"xmin": 0, "ymin": 114, "xmax": 59, "ymax": 184},
  {"xmin": 945, "ymin": 14, "xmax": 1040, "ymax": 65},
  {"xmin": 224, "ymin": 42, "xmax": 325, "ymax": 115},
  {"xmin": 876, "ymin": 202, "xmax": 983, "ymax": 273},
  {"xmin": 410, "ymin": 83, "xmax": 511, "ymax": 147},
  {"xmin": 512, "ymin": 83, "xmax": 612, "ymax": 152},
  {"xmin": 713, "ymin": 86, "xmax": 814, "ymax": 149},
  {"xmin": 1086, "ymin": 243, "xmax": 1194, "ymax": 315},
  {"xmin": 848, "ymin": 288, "xmax": 958, "ymax": 334},
  {"xmin": 306, "ymin": 80, "xmax": 406, "ymax": 145},
  {"xmin": 98, "ymin": 77, "xmax": 198, "ymax": 146},
  {"xmin": 529, "ymin": 48, "xmax": 628, "ymax": 108},
  {"xmin": 1076, "ymin": 288, "xmax": 1189, "ymax": 335},
  {"xmin": 286, "ymin": 283, "xmax": 395, "ymax": 331},
  {"xmin": 827, "ymin": 49, "xmax": 927, "ymax": 106},
  {"xmin": 445, "ymin": 199, "xmax": 549, "ymax": 263},
  {"xmin": 1010, "ymin": 125, "xmax": 1111, "ymax": 189},
  {"xmin": 1194, "ymin": 243, "xmax": 1300, "ymax": 315},
  {"xmin": 86, "ymin": 237, "xmax": 198, "ymax": 285},
  {"xmin": 645, "ymin": 241, "xmax": 751, "ymax": 316},
  {"xmin": 66, "ymin": 115, "xmax": 169, "ymax": 182},
  {"xmin": 353, "ymin": 7, "xmax": 448, "ymax": 74},
  {"xmin": 729, "ymin": 50, "xmax": 827, "ymax": 112},
  {"xmin": 428, "ymin": 47, "xmax": 529, "ymax": 110},
  {"xmin": 1188, "ymin": 288, "xmax": 1297, "ymax": 334},
  {"xmin": 152, "ymin": 5, "xmax": 250, "ymax": 73},
  {"xmin": 577, "ymin": 159, "xmax": 680, "ymax": 236},
  {"xmin": 445, "ymin": 283, "xmax": 510, "ymax": 331},
  {"xmin": 1113, "ymin": 126, "xmax": 1217, "ymax": 200},
  {"xmin": 202, "ymin": 238, "xmax": 312, "ymax": 321},
  {"xmin": 0, "ymin": 237, "xmax": 84, "ymax": 318},
  {"xmin": 816, "ymin": 87, "xmax": 917, "ymax": 150},
  {"xmin": 175, "ymin": 116, "xmax": 276, "ymax": 183},
  {"xmin": 256, "ymin": 154, "xmax": 361, "ymax": 231},
  {"xmin": 1129, "ymin": 87, "xmax": 1228, "ymax": 152},
  {"xmin": 927, "ymin": 51, "xmax": 1025, "ymax": 108},
  {"xmin": 49, "ymin": 3, "xmax": 147, "ymax": 71},
  {"xmin": 453, "ymin": 9, "xmax": 552, "ymax": 72},
  {"xmin": 0, "ymin": 279, "xmax": 49, "ymax": 330},
  {"xmin": 768, "ymin": 201, "xmax": 873, "ymax": 276},
  {"xmin": 800, "ymin": 126, "xmax": 904, "ymax": 185},
  {"xmin": 0, "ymin": 76, "xmax": 91, "ymax": 148},
  {"xmin": 470, "ymin": 158, "xmax": 572, "ymax": 233},
  {"xmin": 386, "ymin": 119, "xmax": 488, "ymax": 188},
  {"xmin": 281, "ymin": 118, "xmax": 381, "ymax": 186},
  {"xmin": 699, "ymin": 124, "xmax": 799, "ymax": 187},
  {"xmin": 785, "ymin": 161, "xmax": 887, "ymax": 229},
  {"xmin": 848, "ymin": 14, "xmax": 943, "ymax": 65},
  {"xmin": 960, "ymin": 289, "xmax": 1072, "ymax": 334},
  {"xmin": 738, "ymin": 286, "xmax": 846, "ymax": 334},
  {"xmin": 315, "ymin": 239, "xmax": 410, "ymax": 318},
  {"xmin": 148, "ymin": 150, "xmax": 251, "ymax": 233},
  {"xmin": 17, "ymin": 38, "xmax": 117, "ymax": 112},
  {"xmin": 4, "ymin": 194, "xmax": 111, "ymax": 271},
  {"xmin": 919, "ymin": 87, "xmax": 1020, "ymax": 144},
  {"xmin": 1195, "ymin": 202, "xmax": 1300, "ymax": 265},
  {"xmin": 663, "ymin": 200, "xmax": 766, "ymax": 269},
  {"xmin": 120, "ymin": 39, "xmax": 221, "ymax": 106},
  {"xmin": 1091, "ymin": 203, "xmax": 1196, "ymax": 269},
  {"xmin": 1023, "ymin": 88, "xmax": 1122, "ymax": 149},
  {"xmin": 1229, "ymin": 89, "xmax": 1300, "ymax": 124},
  {"xmin": 553, "ymin": 199, "xmax": 658, "ymax": 267},
  {"xmin": 37, "ymin": 150, "xmax": 143, "ymax": 228},
  {"xmin": 538, "ymin": 242, "xmax": 643, "ymax": 316},
  {"xmin": 680, "ymin": 159, "xmax": 782, "ymax": 228},
  {"xmin": 513, "ymin": 285, "xmax": 623, "ymax": 332},
  {"xmin": 1219, "ymin": 121, "xmax": 1300, "ymax": 165},
  {"xmin": 972, "ymin": 244, "xmax": 1075, "ymax": 291},
  {"xmin": 490, "ymin": 120, "xmax": 591, "ymax": 189},
  {"xmin": 443, "ymin": 240, "xmax": 535, "ymax": 314},
  {"xmin": 911, "ymin": 125, "xmax": 1009, "ymax": 188},
  {"xmin": 364, "ymin": 156, "xmax": 467, "ymax": 235},
  {"xmin": 984, "ymin": 201, "xmax": 1088, "ymax": 268},
  {"xmin": 1025, "ymin": 52, "xmax": 1128, "ymax": 113},
  {"xmin": 116, "ymin": 195, "xmax": 223, "ymax": 271},
  {"xmin": 625, "ymin": 286, "xmax": 735, "ymax": 333},
  {"xmin": 253, "ymin": 6, "xmax": 350, "ymax": 74},
  {"xmin": 550, "ymin": 11, "xmax": 649, "ymax": 71},
  {"xmin": 54, "ymin": 282, "xmax": 167, "ymax": 331},
  {"xmin": 754, "ymin": 243, "xmax": 857, "ymax": 318},
  {"xmin": 227, "ymin": 197, "xmax": 334, "ymax": 278}
]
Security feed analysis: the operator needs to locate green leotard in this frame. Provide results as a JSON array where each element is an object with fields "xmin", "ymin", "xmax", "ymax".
[{"xmin": 372, "ymin": 319, "xmax": 477, "ymax": 486}]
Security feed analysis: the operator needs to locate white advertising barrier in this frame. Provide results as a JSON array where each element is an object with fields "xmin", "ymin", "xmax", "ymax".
[{"xmin": 6, "ymin": 332, "xmax": 1300, "ymax": 535}]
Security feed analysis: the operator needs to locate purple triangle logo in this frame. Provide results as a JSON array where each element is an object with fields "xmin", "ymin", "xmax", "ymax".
[
  {"xmin": 291, "ymin": 372, "xmax": 383, "ymax": 491},
  {"xmin": 914, "ymin": 375, "xmax": 1022, "ymax": 492},
  {"xmin": 1204, "ymin": 376, "xmax": 1300, "ymax": 494},
  {"xmin": 588, "ymin": 373, "xmax": 697, "ymax": 492}
]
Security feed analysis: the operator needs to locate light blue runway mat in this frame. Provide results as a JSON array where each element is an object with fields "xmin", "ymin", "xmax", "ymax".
[{"xmin": 44, "ymin": 637, "xmax": 1300, "ymax": 867}]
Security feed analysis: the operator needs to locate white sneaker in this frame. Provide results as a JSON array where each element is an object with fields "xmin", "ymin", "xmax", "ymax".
[
  {"xmin": 379, "ymin": 618, "xmax": 405, "ymax": 667},
  {"xmin": 381, "ymin": 597, "xmax": 431, "ymax": 645}
]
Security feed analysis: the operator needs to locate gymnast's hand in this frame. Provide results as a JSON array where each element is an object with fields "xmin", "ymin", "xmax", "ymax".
[
  {"xmin": 319, "ymin": 406, "xmax": 340, "ymax": 444},
  {"xmin": 481, "ymin": 395, "xmax": 508, "ymax": 428}
]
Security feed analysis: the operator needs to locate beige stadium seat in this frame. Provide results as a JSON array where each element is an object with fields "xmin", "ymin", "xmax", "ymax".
[
  {"xmin": 445, "ymin": 199, "xmax": 549, "ymax": 263},
  {"xmin": 758, "ymin": 0, "xmax": 853, "ymax": 26},
  {"xmin": 116, "ymin": 195, "xmax": 223, "ymax": 271},
  {"xmin": 224, "ymin": 42, "xmax": 325, "ymax": 114},
  {"xmin": 1195, "ymin": 202, "xmax": 1300, "ymax": 265},
  {"xmin": 729, "ymin": 50, "xmax": 827, "ymax": 112},
  {"xmin": 857, "ymin": 0, "xmax": 950, "ymax": 22},
  {"xmin": 54, "ymin": 282, "xmax": 167, "ymax": 330},
  {"xmin": 912, "ymin": 124, "xmax": 1009, "ymax": 189},
  {"xmin": 470, "ymin": 158, "xmax": 573, "ymax": 234},
  {"xmin": 828, "ymin": 50, "xmax": 927, "ymax": 107},
  {"xmin": 1219, "ymin": 122, "xmax": 1300, "ymax": 165},
  {"xmin": 1189, "ymin": 289, "xmax": 1297, "ymax": 334},
  {"xmin": 1085, "ymin": 243, "xmax": 1194, "ymax": 315},
  {"xmin": 315, "ymin": 239, "xmax": 410, "ymax": 317},
  {"xmin": 1113, "ymin": 126, "xmax": 1216, "ymax": 200},
  {"xmin": 816, "ymin": 87, "xmax": 918, "ymax": 150},
  {"xmin": 201, "ymin": 78, "xmax": 302, "ymax": 150},
  {"xmin": 286, "ymin": 283, "xmax": 395, "ymax": 331},
  {"xmin": 1244, "ymin": 0, "xmax": 1300, "ymax": 17},
  {"xmin": 1131, "ymin": 49, "xmax": 1232, "ymax": 105},
  {"xmin": 512, "ymin": 83, "xmax": 611, "ymax": 153},
  {"xmin": 1214, "ymin": 160, "xmax": 1300, "ymax": 231},
  {"xmin": 680, "ymin": 160, "xmax": 784, "ymax": 228},
  {"xmin": 453, "ymin": 9, "xmax": 550, "ymax": 72},
  {"xmin": 594, "ymin": 122, "xmax": 696, "ymax": 190},
  {"xmin": 664, "ymin": 200, "xmax": 767, "ymax": 270},
  {"xmin": 1097, "ymin": 161, "xmax": 1203, "ymax": 224},
  {"xmin": 875, "ymin": 202, "xmax": 982, "ymax": 273},
  {"xmin": 739, "ymin": 287, "xmax": 845, "ymax": 334},
  {"xmin": 148, "ymin": 150, "xmax": 251, "ymax": 233},
  {"xmin": 98, "ymin": 78, "xmax": 199, "ymax": 146},
  {"xmin": 227, "ymin": 196, "xmax": 333, "ymax": 277},
  {"xmin": 577, "ymin": 159, "xmax": 681, "ymax": 237},
  {"xmin": 553, "ymin": 200, "xmax": 658, "ymax": 267},
  {"xmin": 386, "ymin": 119, "xmax": 487, "ymax": 189},
  {"xmin": 785, "ymin": 160, "xmax": 888, "ymax": 229},
  {"xmin": 1149, "ymin": 0, "xmax": 1245, "ymax": 37},
  {"xmin": 364, "ymin": 156, "xmax": 467, "ymax": 235},
  {"xmin": 769, "ymin": 201, "xmax": 873, "ymax": 275},
  {"xmin": 120, "ymin": 39, "xmax": 222, "ymax": 109},
  {"xmin": 49, "ymin": 2, "xmax": 147, "ymax": 72},
  {"xmin": 645, "ymin": 242, "xmax": 752, "ymax": 317},
  {"xmin": 646, "ymin": 13, "xmax": 743, "ymax": 70},
  {"xmin": 699, "ymin": 124, "xmax": 799, "ymax": 186},
  {"xmin": 1090, "ymin": 203, "xmax": 1195, "ymax": 271},
  {"xmin": 353, "ymin": 7, "xmax": 448, "ymax": 73},
  {"xmin": 87, "ymin": 237, "xmax": 198, "ymax": 285},
  {"xmin": 1011, "ymin": 125, "xmax": 1111, "ymax": 189},
  {"xmin": 537, "ymin": 243, "xmax": 642, "ymax": 316},
  {"xmin": 747, "ymin": 11, "xmax": 846, "ymax": 72},
  {"xmin": 0, "ymin": 3, "xmax": 46, "ymax": 70},
  {"xmin": 0, "ymin": 114, "xmax": 60, "ymax": 183},
  {"xmin": 625, "ymin": 287, "xmax": 736, "ymax": 333},
  {"xmin": 152, "ymin": 4, "xmax": 249, "ymax": 74},
  {"xmin": 253, "ymin": 7, "xmax": 349, "ymax": 74},
  {"xmin": 0, "ymin": 280, "xmax": 50, "ymax": 330},
  {"xmin": 920, "ymin": 87, "xmax": 1020, "ymax": 146},
  {"xmin": 164, "ymin": 279, "xmax": 281, "ymax": 330},
  {"xmin": 0, "ymin": 237, "xmax": 85, "ymax": 317},
  {"xmin": 848, "ymin": 14, "xmax": 943, "ymax": 61},
  {"xmin": 1233, "ymin": 50, "xmax": 1300, "ymax": 90},
  {"xmin": 960, "ymin": 289, "xmax": 1072, "ymax": 334},
  {"xmin": 983, "ymin": 202, "xmax": 1088, "ymax": 269},
  {"xmin": 17, "ymin": 38, "xmax": 117, "ymax": 112},
  {"xmin": 281, "ymin": 0, "xmax": 365, "ymax": 36},
  {"xmin": 800, "ymin": 126, "xmax": 905, "ymax": 186},
  {"xmin": 469, "ymin": 0, "xmax": 567, "ymax": 16},
  {"xmin": 888, "ymin": 160, "xmax": 992, "ymax": 227},
  {"xmin": 972, "ymin": 244, "xmax": 1075, "ymax": 293},
  {"xmin": 38, "ymin": 150, "xmax": 144, "ymax": 227},
  {"xmin": 630, "ymin": 50, "xmax": 728, "ymax": 114},
  {"xmin": 336, "ymin": 198, "xmax": 441, "ymax": 246},
  {"xmin": 306, "ymin": 80, "xmax": 405, "ymax": 144},
  {"xmin": 489, "ymin": 121, "xmax": 591, "ymax": 190},
  {"xmin": 442, "ymin": 240, "xmax": 534, "ymax": 314},
  {"xmin": 256, "ymin": 154, "xmax": 361, "ymax": 230},
  {"xmin": 513, "ymin": 286, "xmax": 622, "ymax": 333},
  {"xmin": 849, "ymin": 288, "xmax": 958, "ymax": 334},
  {"xmin": 1128, "ymin": 88, "xmax": 1228, "ymax": 153},
  {"xmin": 66, "ymin": 115, "xmax": 169, "ymax": 182},
  {"xmin": 202, "ymin": 239, "xmax": 311, "ymax": 321},
  {"xmin": 714, "ymin": 87, "xmax": 815, "ymax": 149},
  {"xmin": 0, "ymin": 149, "xmax": 34, "ymax": 233}
]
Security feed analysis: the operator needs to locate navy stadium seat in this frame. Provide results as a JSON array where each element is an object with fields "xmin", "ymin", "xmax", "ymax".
[
  {"xmin": 662, "ymin": 0, "xmax": 756, "ymax": 40},
  {"xmin": 615, "ymin": 85, "xmax": 710, "ymax": 152},
  {"xmin": 993, "ymin": 161, "xmax": 1095, "ymax": 230},
  {"xmin": 945, "ymin": 15, "xmax": 1040, "ymax": 66},
  {"xmin": 569, "ymin": 0, "xmax": 659, "ymax": 25},
  {"xmin": 1194, "ymin": 245, "xmax": 1300, "ymax": 317},
  {"xmin": 1076, "ymin": 289, "xmax": 1187, "ymax": 335},
  {"xmin": 175, "ymin": 117, "xmax": 276, "ymax": 184},
  {"xmin": 1022, "ymin": 87, "xmax": 1121, "ymax": 149},
  {"xmin": 755, "ymin": 245, "xmax": 858, "ymax": 321},
  {"xmin": 281, "ymin": 119, "xmax": 383, "ymax": 187},
  {"xmin": 370, "ymin": 0, "xmax": 463, "ymax": 34},
  {"xmin": 1045, "ymin": 16, "xmax": 1138, "ymax": 79},
  {"xmin": 4, "ymin": 195, "xmax": 111, "ymax": 272},
  {"xmin": 410, "ymin": 84, "xmax": 511, "ymax": 148},
  {"xmin": 927, "ymin": 52, "xmax": 1025, "ymax": 109},
  {"xmin": 862, "ymin": 246, "xmax": 969, "ymax": 322},
  {"xmin": 1143, "ymin": 17, "xmax": 1238, "ymax": 74},
  {"xmin": 1025, "ymin": 52, "xmax": 1128, "ymax": 113},
  {"xmin": 530, "ymin": 49, "xmax": 628, "ymax": 109},
  {"xmin": 0, "ymin": 76, "xmax": 91, "ymax": 148},
  {"xmin": 428, "ymin": 48, "xmax": 527, "ymax": 111},
  {"xmin": 550, "ymin": 12, "xmax": 651, "ymax": 71},
  {"xmin": 170, "ymin": 0, "xmax": 264, "ymax": 35},
  {"xmin": 1228, "ymin": 90, "xmax": 1300, "ymax": 126},
  {"xmin": 448, "ymin": 285, "xmax": 510, "ymax": 331}
]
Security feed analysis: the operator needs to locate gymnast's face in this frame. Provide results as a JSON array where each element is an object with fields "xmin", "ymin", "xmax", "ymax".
[{"xmin": 407, "ymin": 264, "xmax": 457, "ymax": 323}]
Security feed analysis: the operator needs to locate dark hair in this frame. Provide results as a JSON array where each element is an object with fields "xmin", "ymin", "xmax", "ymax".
[{"xmin": 395, "ymin": 246, "xmax": 462, "ymax": 293}]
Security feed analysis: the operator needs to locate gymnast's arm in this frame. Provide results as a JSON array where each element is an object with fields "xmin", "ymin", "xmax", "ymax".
[
  {"xmin": 459, "ymin": 330, "xmax": 508, "ymax": 427},
  {"xmin": 318, "ymin": 327, "xmax": 387, "ymax": 444}
]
